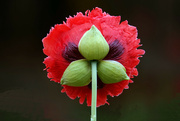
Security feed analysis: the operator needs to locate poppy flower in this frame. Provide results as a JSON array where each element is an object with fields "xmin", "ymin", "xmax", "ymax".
[{"xmin": 42, "ymin": 7, "xmax": 145, "ymax": 107}]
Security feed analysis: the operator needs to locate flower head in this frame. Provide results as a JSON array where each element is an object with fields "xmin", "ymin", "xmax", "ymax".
[{"xmin": 42, "ymin": 7, "xmax": 145, "ymax": 107}]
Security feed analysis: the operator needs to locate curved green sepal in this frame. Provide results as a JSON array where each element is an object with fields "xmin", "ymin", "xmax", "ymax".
[
  {"xmin": 78, "ymin": 25, "xmax": 109, "ymax": 60},
  {"xmin": 97, "ymin": 60, "xmax": 129, "ymax": 84},
  {"xmin": 61, "ymin": 59, "xmax": 91, "ymax": 86}
]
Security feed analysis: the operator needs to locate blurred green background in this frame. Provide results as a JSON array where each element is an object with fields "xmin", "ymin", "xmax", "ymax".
[{"xmin": 0, "ymin": 0, "xmax": 180, "ymax": 121}]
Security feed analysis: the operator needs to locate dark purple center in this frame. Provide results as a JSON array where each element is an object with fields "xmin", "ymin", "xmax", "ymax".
[
  {"xmin": 62, "ymin": 40, "xmax": 124, "ymax": 88},
  {"xmin": 62, "ymin": 43, "xmax": 84, "ymax": 62},
  {"xmin": 104, "ymin": 40, "xmax": 124, "ymax": 60}
]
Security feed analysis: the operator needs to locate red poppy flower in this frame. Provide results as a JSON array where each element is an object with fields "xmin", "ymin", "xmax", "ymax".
[{"xmin": 42, "ymin": 7, "xmax": 145, "ymax": 107}]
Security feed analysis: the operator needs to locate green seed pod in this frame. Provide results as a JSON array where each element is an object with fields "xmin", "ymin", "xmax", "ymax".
[
  {"xmin": 78, "ymin": 25, "xmax": 109, "ymax": 60},
  {"xmin": 61, "ymin": 59, "xmax": 91, "ymax": 86},
  {"xmin": 97, "ymin": 60, "xmax": 129, "ymax": 84}
]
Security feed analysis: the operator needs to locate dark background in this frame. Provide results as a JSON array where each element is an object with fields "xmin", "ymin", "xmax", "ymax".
[{"xmin": 0, "ymin": 0, "xmax": 180, "ymax": 121}]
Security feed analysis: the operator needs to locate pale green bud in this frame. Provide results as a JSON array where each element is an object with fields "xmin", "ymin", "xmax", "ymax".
[
  {"xmin": 97, "ymin": 60, "xmax": 129, "ymax": 84},
  {"xmin": 61, "ymin": 59, "xmax": 91, "ymax": 86},
  {"xmin": 78, "ymin": 25, "xmax": 109, "ymax": 60}
]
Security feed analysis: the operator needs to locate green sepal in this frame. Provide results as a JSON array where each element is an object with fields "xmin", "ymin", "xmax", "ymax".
[
  {"xmin": 78, "ymin": 25, "xmax": 109, "ymax": 60},
  {"xmin": 61, "ymin": 59, "xmax": 91, "ymax": 86},
  {"xmin": 97, "ymin": 60, "xmax": 129, "ymax": 84}
]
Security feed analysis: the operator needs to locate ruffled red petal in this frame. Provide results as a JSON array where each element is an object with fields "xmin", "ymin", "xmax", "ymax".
[
  {"xmin": 43, "ymin": 7, "xmax": 145, "ymax": 107},
  {"xmin": 43, "ymin": 56, "xmax": 69, "ymax": 82},
  {"xmin": 117, "ymin": 21, "xmax": 145, "ymax": 78}
]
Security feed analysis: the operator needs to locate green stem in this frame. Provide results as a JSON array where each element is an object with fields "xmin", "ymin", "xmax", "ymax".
[{"xmin": 91, "ymin": 61, "xmax": 97, "ymax": 121}]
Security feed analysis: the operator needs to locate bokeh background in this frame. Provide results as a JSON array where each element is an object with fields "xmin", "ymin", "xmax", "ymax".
[{"xmin": 0, "ymin": 0, "xmax": 180, "ymax": 121}]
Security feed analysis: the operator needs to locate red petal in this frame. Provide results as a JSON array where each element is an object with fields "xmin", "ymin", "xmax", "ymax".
[
  {"xmin": 43, "ymin": 56, "xmax": 69, "ymax": 83},
  {"xmin": 105, "ymin": 80, "xmax": 129, "ymax": 97},
  {"xmin": 62, "ymin": 85, "xmax": 110, "ymax": 107},
  {"xmin": 42, "ymin": 24, "xmax": 70, "ymax": 57},
  {"xmin": 97, "ymin": 89, "xmax": 109, "ymax": 107},
  {"xmin": 66, "ymin": 12, "xmax": 91, "ymax": 27},
  {"xmin": 87, "ymin": 7, "xmax": 106, "ymax": 17},
  {"xmin": 111, "ymin": 20, "xmax": 145, "ymax": 79}
]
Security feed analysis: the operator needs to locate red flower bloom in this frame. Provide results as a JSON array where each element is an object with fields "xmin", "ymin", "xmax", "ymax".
[{"xmin": 42, "ymin": 7, "xmax": 145, "ymax": 107}]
